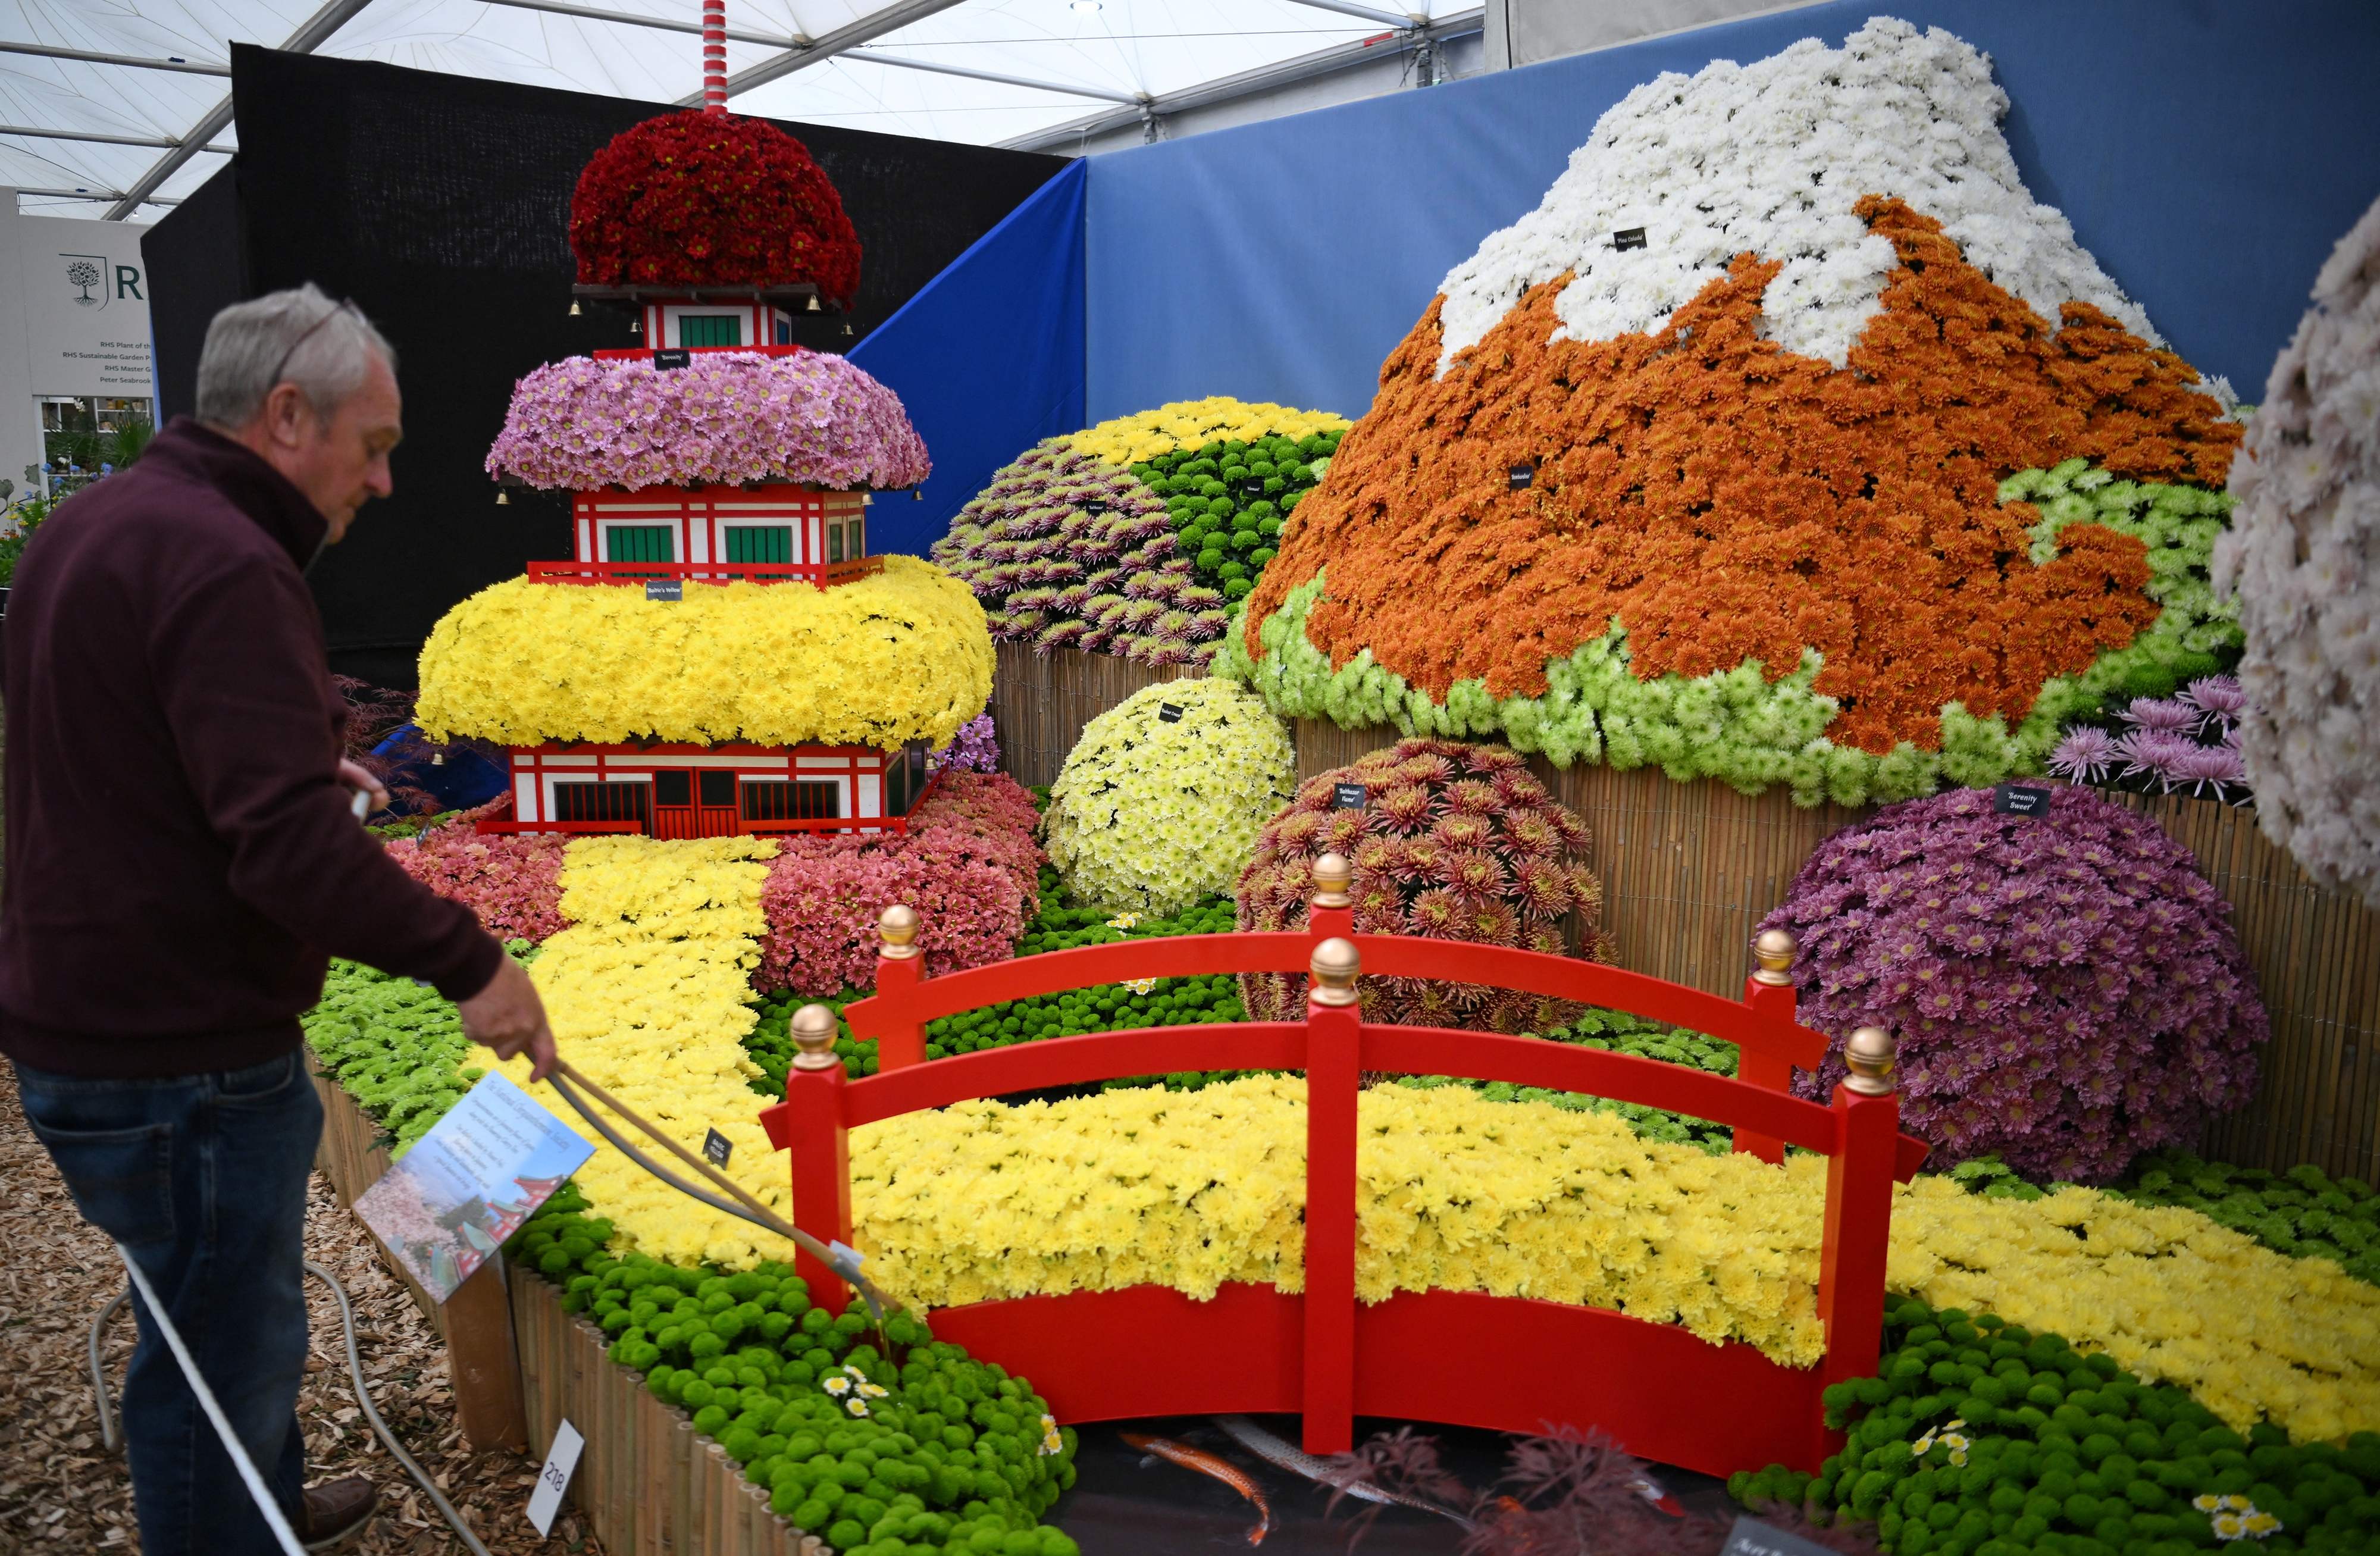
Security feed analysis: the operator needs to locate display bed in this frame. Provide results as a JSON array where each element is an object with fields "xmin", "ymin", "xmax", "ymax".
[{"xmin": 987, "ymin": 646, "xmax": 2379, "ymax": 1178}]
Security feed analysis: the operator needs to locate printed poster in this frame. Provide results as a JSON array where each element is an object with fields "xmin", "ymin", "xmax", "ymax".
[{"xmin": 354, "ymin": 1072, "xmax": 593, "ymax": 1303}]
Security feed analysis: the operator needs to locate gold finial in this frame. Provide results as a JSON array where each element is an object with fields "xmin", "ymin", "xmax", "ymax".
[
  {"xmin": 1311, "ymin": 851, "xmax": 1352, "ymax": 909},
  {"xmin": 1751, "ymin": 927, "xmax": 1797, "ymax": 987},
  {"xmin": 791, "ymin": 1004, "xmax": 841, "ymax": 1070},
  {"xmin": 1844, "ymin": 1026, "xmax": 1896, "ymax": 1096},
  {"xmin": 878, "ymin": 903, "xmax": 921, "ymax": 960},
  {"xmin": 1309, "ymin": 937, "xmax": 1360, "ymax": 1007}
]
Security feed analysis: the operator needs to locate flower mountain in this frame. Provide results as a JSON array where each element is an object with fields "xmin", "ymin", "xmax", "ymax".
[{"xmin": 1227, "ymin": 17, "xmax": 2244, "ymax": 807}]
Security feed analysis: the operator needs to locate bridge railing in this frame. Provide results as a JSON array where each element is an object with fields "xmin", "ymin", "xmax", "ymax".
[{"xmin": 756, "ymin": 853, "xmax": 1926, "ymax": 1470}]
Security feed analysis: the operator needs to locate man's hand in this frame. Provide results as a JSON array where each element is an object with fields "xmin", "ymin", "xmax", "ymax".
[
  {"xmin": 336, "ymin": 757, "xmax": 390, "ymax": 817},
  {"xmin": 459, "ymin": 954, "xmax": 558, "ymax": 1082}
]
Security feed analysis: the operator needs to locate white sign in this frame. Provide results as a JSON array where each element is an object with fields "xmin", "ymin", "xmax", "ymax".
[
  {"xmin": 12, "ymin": 213, "xmax": 152, "ymax": 397},
  {"xmin": 527, "ymin": 1418, "xmax": 583, "ymax": 1536}
]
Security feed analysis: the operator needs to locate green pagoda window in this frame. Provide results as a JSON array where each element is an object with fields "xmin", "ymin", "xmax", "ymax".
[
  {"xmin": 678, "ymin": 314, "xmax": 742, "ymax": 347},
  {"xmin": 724, "ymin": 525, "xmax": 791, "ymax": 564},
  {"xmin": 605, "ymin": 525, "xmax": 675, "ymax": 563},
  {"xmin": 827, "ymin": 523, "xmax": 845, "ymax": 564}
]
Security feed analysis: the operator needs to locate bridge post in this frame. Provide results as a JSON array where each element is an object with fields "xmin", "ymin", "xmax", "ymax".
[
  {"xmin": 785, "ymin": 1003, "xmax": 855, "ymax": 1313},
  {"xmin": 1816, "ymin": 1025, "xmax": 1900, "ymax": 1459},
  {"xmin": 871, "ymin": 903, "xmax": 928, "ymax": 1072},
  {"xmin": 1308, "ymin": 851, "xmax": 1356, "ymax": 942},
  {"xmin": 1301, "ymin": 936, "xmax": 1362, "ymax": 1455},
  {"xmin": 1734, "ymin": 928, "xmax": 1798, "ymax": 1163}
]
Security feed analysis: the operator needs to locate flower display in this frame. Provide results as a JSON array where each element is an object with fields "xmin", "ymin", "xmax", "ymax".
[
  {"xmin": 2047, "ymin": 676, "xmax": 2251, "ymax": 803},
  {"xmin": 1042, "ymin": 678, "xmax": 1295, "ymax": 916},
  {"xmin": 929, "ymin": 711, "xmax": 1000, "ymax": 774},
  {"xmin": 1738, "ymin": 1297, "xmax": 2380, "ymax": 1552},
  {"xmin": 306, "ymin": 953, "xmax": 528, "ymax": 1151},
  {"xmin": 1230, "ymin": 21, "xmax": 2244, "ymax": 806},
  {"xmin": 384, "ymin": 825, "xmax": 567, "ymax": 942},
  {"xmin": 416, "ymin": 556, "xmax": 992, "ymax": 750},
  {"xmin": 931, "ymin": 400, "xmax": 1348, "ymax": 666},
  {"xmin": 2115, "ymin": 1152, "xmax": 2380, "ymax": 1285},
  {"xmin": 1236, "ymin": 739, "xmax": 1606, "ymax": 1033},
  {"xmin": 480, "ymin": 834, "xmax": 796, "ymax": 1269},
  {"xmin": 1761, "ymin": 785, "xmax": 2267, "ymax": 1183},
  {"xmin": 569, "ymin": 109, "xmax": 861, "ymax": 302},
  {"xmin": 847, "ymin": 1077, "xmax": 2380, "ymax": 1437},
  {"xmin": 1064, "ymin": 397, "xmax": 1351, "ymax": 467},
  {"xmin": 755, "ymin": 772, "xmax": 1043, "ymax": 997},
  {"xmin": 485, "ymin": 350, "xmax": 929, "ymax": 493},
  {"xmin": 2213, "ymin": 194, "xmax": 2380, "ymax": 910},
  {"xmin": 520, "ymin": 1196, "xmax": 1082, "ymax": 1551}
]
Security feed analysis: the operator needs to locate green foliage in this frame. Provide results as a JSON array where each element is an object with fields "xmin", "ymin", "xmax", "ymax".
[
  {"xmin": 0, "ymin": 495, "xmax": 56, "ymax": 587},
  {"xmin": 302, "ymin": 943, "xmax": 535, "ymax": 1151},
  {"xmin": 1222, "ymin": 462, "xmax": 2240, "ymax": 807},
  {"xmin": 2112, "ymin": 1151, "xmax": 2380, "ymax": 1286},
  {"xmin": 1396, "ymin": 1010, "xmax": 1742, "ymax": 1153},
  {"xmin": 1148, "ymin": 431, "xmax": 1341, "ymax": 600},
  {"xmin": 1944, "ymin": 1156, "xmax": 2056, "ymax": 1202},
  {"xmin": 515, "ymin": 1188, "xmax": 1079, "ymax": 1552},
  {"xmin": 1740, "ymin": 1298, "xmax": 2380, "ymax": 1554}
]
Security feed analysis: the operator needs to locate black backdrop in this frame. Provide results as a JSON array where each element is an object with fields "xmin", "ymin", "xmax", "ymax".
[{"xmin": 143, "ymin": 45, "xmax": 1064, "ymax": 687}]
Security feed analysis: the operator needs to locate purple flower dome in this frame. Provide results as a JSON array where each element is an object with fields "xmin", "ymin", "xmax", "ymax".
[
  {"xmin": 2047, "ymin": 726, "xmax": 2118, "ymax": 784},
  {"xmin": 2118, "ymin": 696, "xmax": 2199, "ymax": 735},
  {"xmin": 486, "ymin": 350, "xmax": 929, "ymax": 491},
  {"xmin": 1760, "ymin": 784, "xmax": 2267, "ymax": 1183}
]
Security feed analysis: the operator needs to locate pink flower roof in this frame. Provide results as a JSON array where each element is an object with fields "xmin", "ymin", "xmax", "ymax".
[{"xmin": 486, "ymin": 349, "xmax": 929, "ymax": 491}]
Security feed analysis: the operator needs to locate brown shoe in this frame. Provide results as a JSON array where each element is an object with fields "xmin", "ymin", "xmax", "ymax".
[{"xmin": 296, "ymin": 1476, "xmax": 378, "ymax": 1551}]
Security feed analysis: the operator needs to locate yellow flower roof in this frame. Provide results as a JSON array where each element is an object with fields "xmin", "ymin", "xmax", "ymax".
[{"xmin": 417, "ymin": 555, "xmax": 992, "ymax": 749}]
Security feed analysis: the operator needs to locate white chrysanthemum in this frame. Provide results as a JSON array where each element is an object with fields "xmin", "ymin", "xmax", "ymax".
[
  {"xmin": 1436, "ymin": 17, "xmax": 2159, "ymax": 372},
  {"xmin": 2212, "ymin": 193, "xmax": 2380, "ymax": 909}
]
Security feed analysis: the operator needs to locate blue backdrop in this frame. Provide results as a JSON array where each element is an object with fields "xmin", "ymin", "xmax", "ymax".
[
  {"xmin": 1084, "ymin": 0, "xmax": 2380, "ymax": 421},
  {"xmin": 848, "ymin": 159, "xmax": 1085, "ymax": 556}
]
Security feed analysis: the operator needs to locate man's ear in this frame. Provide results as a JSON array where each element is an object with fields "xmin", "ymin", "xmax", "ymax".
[{"xmin": 259, "ymin": 383, "xmax": 315, "ymax": 449}]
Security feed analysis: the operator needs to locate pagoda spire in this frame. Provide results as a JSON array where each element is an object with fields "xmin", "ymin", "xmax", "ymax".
[{"xmin": 702, "ymin": 0, "xmax": 726, "ymax": 112}]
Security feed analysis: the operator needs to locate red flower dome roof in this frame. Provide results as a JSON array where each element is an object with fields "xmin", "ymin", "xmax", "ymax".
[{"xmin": 569, "ymin": 109, "xmax": 861, "ymax": 304}]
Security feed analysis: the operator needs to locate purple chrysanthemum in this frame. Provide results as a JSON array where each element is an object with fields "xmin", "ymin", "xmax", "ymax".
[
  {"xmin": 2046, "ymin": 726, "xmax": 2117, "ymax": 784},
  {"xmin": 2118, "ymin": 697, "xmax": 2199, "ymax": 735},
  {"xmin": 486, "ymin": 350, "xmax": 928, "ymax": 490},
  {"xmin": 2180, "ymin": 673, "xmax": 2249, "ymax": 734},
  {"xmin": 1761, "ymin": 785, "xmax": 2267, "ymax": 1183}
]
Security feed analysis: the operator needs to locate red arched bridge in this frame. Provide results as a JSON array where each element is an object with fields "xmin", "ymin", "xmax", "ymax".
[{"xmin": 757, "ymin": 856, "xmax": 1927, "ymax": 1477}]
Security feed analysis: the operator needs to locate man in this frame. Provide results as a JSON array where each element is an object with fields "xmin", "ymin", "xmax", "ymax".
[{"xmin": 0, "ymin": 284, "xmax": 556, "ymax": 1554}]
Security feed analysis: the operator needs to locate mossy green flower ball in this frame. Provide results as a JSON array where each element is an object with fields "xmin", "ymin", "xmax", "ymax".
[{"xmin": 1042, "ymin": 678, "xmax": 1295, "ymax": 916}]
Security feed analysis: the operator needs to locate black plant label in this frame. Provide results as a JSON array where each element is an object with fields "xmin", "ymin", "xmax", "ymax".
[
  {"xmin": 1508, "ymin": 464, "xmax": 1535, "ymax": 491},
  {"xmin": 1613, "ymin": 227, "xmax": 1648, "ymax": 251},
  {"xmin": 652, "ymin": 348, "xmax": 692, "ymax": 370},
  {"xmin": 644, "ymin": 579, "xmax": 684, "ymax": 602},
  {"xmin": 1993, "ymin": 782, "xmax": 2052, "ymax": 816},
  {"xmin": 703, "ymin": 1128, "xmax": 732, "ymax": 1168},
  {"xmin": 1157, "ymin": 703, "xmax": 1185, "ymax": 724},
  {"xmin": 1333, "ymin": 782, "xmax": 1367, "ymax": 810}
]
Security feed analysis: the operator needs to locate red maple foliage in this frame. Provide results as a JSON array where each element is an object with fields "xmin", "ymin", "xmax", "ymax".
[{"xmin": 569, "ymin": 109, "xmax": 862, "ymax": 302}]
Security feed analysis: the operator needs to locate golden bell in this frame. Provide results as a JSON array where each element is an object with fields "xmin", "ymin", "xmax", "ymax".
[
  {"xmin": 568, "ymin": 299, "xmax": 583, "ymax": 317},
  {"xmin": 806, "ymin": 295, "xmax": 821, "ymax": 312},
  {"xmin": 495, "ymin": 489, "xmax": 511, "ymax": 505}
]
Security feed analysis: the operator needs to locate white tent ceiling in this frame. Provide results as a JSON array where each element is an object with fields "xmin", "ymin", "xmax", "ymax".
[{"xmin": 0, "ymin": 0, "xmax": 1469, "ymax": 221}]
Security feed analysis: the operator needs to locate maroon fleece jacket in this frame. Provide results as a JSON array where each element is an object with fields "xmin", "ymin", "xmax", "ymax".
[{"xmin": 0, "ymin": 417, "xmax": 503, "ymax": 1078}]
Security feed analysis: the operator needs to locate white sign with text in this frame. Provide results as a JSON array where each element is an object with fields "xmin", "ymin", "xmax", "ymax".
[{"xmin": 527, "ymin": 1418, "xmax": 584, "ymax": 1536}]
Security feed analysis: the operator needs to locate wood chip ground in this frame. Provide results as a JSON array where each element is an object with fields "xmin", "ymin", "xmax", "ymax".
[{"xmin": 0, "ymin": 1063, "xmax": 607, "ymax": 1555}]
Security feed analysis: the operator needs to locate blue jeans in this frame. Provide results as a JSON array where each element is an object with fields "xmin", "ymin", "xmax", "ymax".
[{"xmin": 14, "ymin": 1050, "xmax": 322, "ymax": 1556}]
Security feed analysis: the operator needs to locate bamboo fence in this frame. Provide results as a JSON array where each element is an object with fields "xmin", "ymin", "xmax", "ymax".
[
  {"xmin": 999, "ymin": 647, "xmax": 2380, "ymax": 1182},
  {"xmin": 985, "ymin": 641, "xmax": 1200, "ymax": 788},
  {"xmin": 511, "ymin": 1273, "xmax": 826, "ymax": 1556}
]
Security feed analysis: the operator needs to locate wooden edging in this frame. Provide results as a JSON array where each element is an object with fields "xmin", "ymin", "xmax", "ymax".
[
  {"xmin": 310, "ymin": 1063, "xmax": 528, "ymax": 1451},
  {"xmin": 511, "ymin": 1268, "xmax": 827, "ymax": 1556}
]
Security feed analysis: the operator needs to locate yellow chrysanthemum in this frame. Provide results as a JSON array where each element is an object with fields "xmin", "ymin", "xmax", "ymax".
[
  {"xmin": 417, "ymin": 555, "xmax": 992, "ymax": 749},
  {"xmin": 1064, "ymin": 396, "xmax": 1352, "ymax": 467}
]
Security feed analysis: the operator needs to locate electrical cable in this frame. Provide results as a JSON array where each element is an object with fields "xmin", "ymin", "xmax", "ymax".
[{"xmin": 90, "ymin": 1258, "xmax": 495, "ymax": 1555}]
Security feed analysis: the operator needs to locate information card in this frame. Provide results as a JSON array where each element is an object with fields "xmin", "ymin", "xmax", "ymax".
[{"xmin": 355, "ymin": 1072, "xmax": 593, "ymax": 1304}]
